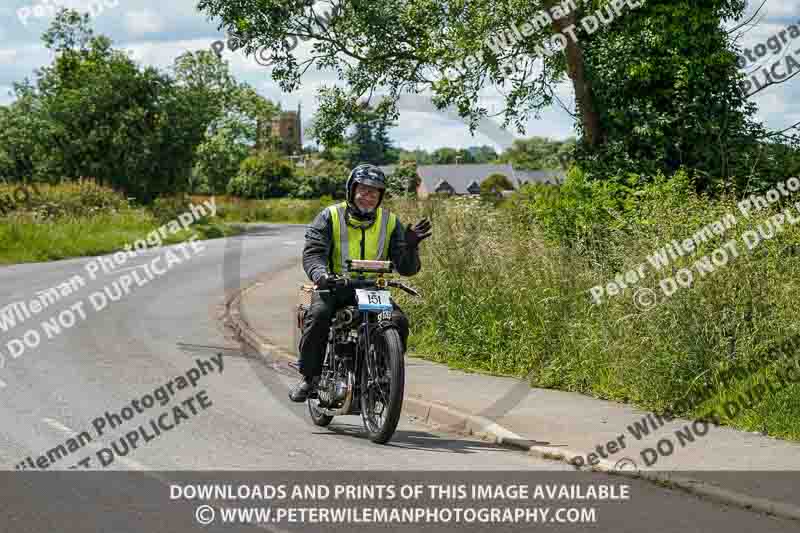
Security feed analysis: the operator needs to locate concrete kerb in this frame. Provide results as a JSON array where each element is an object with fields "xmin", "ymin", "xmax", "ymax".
[{"xmin": 227, "ymin": 274, "xmax": 800, "ymax": 523}]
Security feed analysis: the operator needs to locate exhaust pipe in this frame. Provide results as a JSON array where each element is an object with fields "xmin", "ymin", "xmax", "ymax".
[{"xmin": 316, "ymin": 371, "xmax": 355, "ymax": 416}]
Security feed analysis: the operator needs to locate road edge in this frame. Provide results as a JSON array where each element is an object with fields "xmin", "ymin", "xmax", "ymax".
[{"xmin": 226, "ymin": 273, "xmax": 800, "ymax": 523}]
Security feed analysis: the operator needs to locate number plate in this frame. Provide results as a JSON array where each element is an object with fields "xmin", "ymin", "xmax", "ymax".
[{"xmin": 355, "ymin": 289, "xmax": 392, "ymax": 312}]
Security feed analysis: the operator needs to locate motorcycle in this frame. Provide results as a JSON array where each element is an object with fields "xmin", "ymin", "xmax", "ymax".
[{"xmin": 295, "ymin": 259, "xmax": 420, "ymax": 444}]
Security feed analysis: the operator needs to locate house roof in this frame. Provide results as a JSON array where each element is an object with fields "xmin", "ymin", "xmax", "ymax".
[{"xmin": 379, "ymin": 164, "xmax": 564, "ymax": 194}]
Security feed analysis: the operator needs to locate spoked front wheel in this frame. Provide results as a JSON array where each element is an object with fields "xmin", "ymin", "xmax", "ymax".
[
  {"xmin": 307, "ymin": 397, "xmax": 334, "ymax": 427},
  {"xmin": 360, "ymin": 328, "xmax": 405, "ymax": 444}
]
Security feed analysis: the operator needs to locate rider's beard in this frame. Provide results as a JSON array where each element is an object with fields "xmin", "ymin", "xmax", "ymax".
[{"xmin": 355, "ymin": 199, "xmax": 377, "ymax": 213}]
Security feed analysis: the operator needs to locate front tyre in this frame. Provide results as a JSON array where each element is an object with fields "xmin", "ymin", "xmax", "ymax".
[
  {"xmin": 308, "ymin": 398, "xmax": 333, "ymax": 427},
  {"xmin": 360, "ymin": 328, "xmax": 405, "ymax": 444}
]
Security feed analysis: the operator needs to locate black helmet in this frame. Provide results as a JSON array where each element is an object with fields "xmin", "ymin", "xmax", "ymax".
[{"xmin": 345, "ymin": 164, "xmax": 387, "ymax": 223}]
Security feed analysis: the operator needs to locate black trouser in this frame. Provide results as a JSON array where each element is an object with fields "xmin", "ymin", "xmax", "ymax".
[{"xmin": 298, "ymin": 288, "xmax": 409, "ymax": 379}]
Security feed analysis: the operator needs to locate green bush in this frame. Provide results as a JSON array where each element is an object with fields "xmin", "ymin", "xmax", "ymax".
[
  {"xmin": 0, "ymin": 181, "xmax": 130, "ymax": 220},
  {"xmin": 387, "ymin": 161, "xmax": 420, "ymax": 199},
  {"xmin": 480, "ymin": 173, "xmax": 514, "ymax": 194},
  {"xmin": 294, "ymin": 160, "xmax": 348, "ymax": 199},
  {"xmin": 227, "ymin": 150, "xmax": 295, "ymax": 199}
]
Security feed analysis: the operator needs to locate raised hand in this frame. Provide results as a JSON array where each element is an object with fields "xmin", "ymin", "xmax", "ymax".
[{"xmin": 405, "ymin": 218, "xmax": 432, "ymax": 247}]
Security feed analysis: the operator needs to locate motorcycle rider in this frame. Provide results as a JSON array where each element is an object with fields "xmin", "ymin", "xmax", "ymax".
[{"xmin": 289, "ymin": 163, "xmax": 432, "ymax": 402}]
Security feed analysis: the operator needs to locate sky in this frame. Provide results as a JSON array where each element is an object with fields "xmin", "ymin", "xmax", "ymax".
[{"xmin": 0, "ymin": 0, "xmax": 797, "ymax": 153}]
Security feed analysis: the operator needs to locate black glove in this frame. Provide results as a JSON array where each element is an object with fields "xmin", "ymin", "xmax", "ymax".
[
  {"xmin": 405, "ymin": 218, "xmax": 432, "ymax": 248},
  {"xmin": 315, "ymin": 273, "xmax": 331, "ymax": 290},
  {"xmin": 316, "ymin": 274, "xmax": 348, "ymax": 291}
]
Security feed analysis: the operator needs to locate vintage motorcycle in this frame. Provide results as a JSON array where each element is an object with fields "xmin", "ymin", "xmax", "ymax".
[{"xmin": 295, "ymin": 259, "xmax": 420, "ymax": 444}]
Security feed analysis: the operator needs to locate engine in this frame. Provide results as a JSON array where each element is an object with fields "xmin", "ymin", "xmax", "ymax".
[
  {"xmin": 317, "ymin": 306, "xmax": 359, "ymax": 408},
  {"xmin": 317, "ymin": 340, "xmax": 355, "ymax": 407}
]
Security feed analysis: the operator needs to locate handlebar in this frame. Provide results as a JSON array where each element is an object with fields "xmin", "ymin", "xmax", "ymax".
[{"xmin": 316, "ymin": 276, "xmax": 420, "ymax": 297}]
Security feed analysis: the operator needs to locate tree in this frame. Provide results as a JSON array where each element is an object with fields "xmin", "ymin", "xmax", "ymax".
[
  {"xmin": 227, "ymin": 150, "xmax": 295, "ymax": 198},
  {"xmin": 468, "ymin": 145, "xmax": 499, "ymax": 164},
  {"xmin": 193, "ymin": 128, "xmax": 250, "ymax": 194},
  {"xmin": 579, "ymin": 0, "xmax": 767, "ymax": 190},
  {"xmin": 5, "ymin": 9, "xmax": 226, "ymax": 201},
  {"xmin": 342, "ymin": 102, "xmax": 399, "ymax": 166},
  {"xmin": 294, "ymin": 159, "xmax": 348, "ymax": 198},
  {"xmin": 0, "ymin": 88, "xmax": 51, "ymax": 183},
  {"xmin": 432, "ymin": 148, "xmax": 459, "ymax": 165},
  {"xmin": 178, "ymin": 52, "xmax": 278, "ymax": 194},
  {"xmin": 196, "ymin": 0, "xmax": 768, "ymax": 192},
  {"xmin": 397, "ymin": 149, "xmax": 434, "ymax": 165},
  {"xmin": 480, "ymin": 173, "xmax": 515, "ymax": 195},
  {"xmin": 195, "ymin": 0, "xmax": 609, "ymax": 153},
  {"xmin": 171, "ymin": 49, "xmax": 238, "ymax": 135},
  {"xmin": 498, "ymin": 137, "xmax": 576, "ymax": 170},
  {"xmin": 386, "ymin": 160, "xmax": 420, "ymax": 198},
  {"xmin": 33, "ymin": 10, "xmax": 185, "ymax": 199}
]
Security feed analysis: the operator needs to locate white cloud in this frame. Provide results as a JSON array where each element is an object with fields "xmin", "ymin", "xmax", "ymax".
[
  {"xmin": 0, "ymin": 50, "xmax": 19, "ymax": 65},
  {"xmin": 764, "ymin": 2, "xmax": 800, "ymax": 19},
  {"xmin": 124, "ymin": 9, "xmax": 166, "ymax": 36}
]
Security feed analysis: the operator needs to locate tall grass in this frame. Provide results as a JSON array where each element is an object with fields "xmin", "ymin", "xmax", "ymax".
[
  {"xmin": 391, "ymin": 171, "xmax": 800, "ymax": 440},
  {"xmin": 1, "ymin": 211, "xmax": 153, "ymax": 264}
]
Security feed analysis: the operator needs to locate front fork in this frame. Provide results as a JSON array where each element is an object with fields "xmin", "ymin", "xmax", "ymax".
[{"xmin": 359, "ymin": 310, "xmax": 393, "ymax": 392}]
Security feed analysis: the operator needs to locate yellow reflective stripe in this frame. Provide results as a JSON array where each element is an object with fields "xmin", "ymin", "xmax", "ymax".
[
  {"xmin": 336, "ymin": 205, "xmax": 349, "ymax": 271},
  {"xmin": 376, "ymin": 209, "xmax": 389, "ymax": 260},
  {"xmin": 328, "ymin": 203, "xmax": 347, "ymax": 274},
  {"xmin": 384, "ymin": 213, "xmax": 396, "ymax": 260}
]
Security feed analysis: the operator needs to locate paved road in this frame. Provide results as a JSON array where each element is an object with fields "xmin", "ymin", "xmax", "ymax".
[{"xmin": 0, "ymin": 225, "xmax": 796, "ymax": 531}]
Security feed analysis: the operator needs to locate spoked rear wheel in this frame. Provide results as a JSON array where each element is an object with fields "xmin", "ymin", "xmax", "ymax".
[{"xmin": 360, "ymin": 328, "xmax": 405, "ymax": 444}]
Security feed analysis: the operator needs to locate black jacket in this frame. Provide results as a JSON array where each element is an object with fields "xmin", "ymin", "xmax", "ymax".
[{"xmin": 302, "ymin": 206, "xmax": 421, "ymax": 283}]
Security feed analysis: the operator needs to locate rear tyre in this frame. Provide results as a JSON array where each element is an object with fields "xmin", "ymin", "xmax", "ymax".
[{"xmin": 360, "ymin": 328, "xmax": 405, "ymax": 444}]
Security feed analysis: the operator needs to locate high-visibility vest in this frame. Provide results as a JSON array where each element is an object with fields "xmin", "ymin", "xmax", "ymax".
[{"xmin": 328, "ymin": 202, "xmax": 397, "ymax": 277}]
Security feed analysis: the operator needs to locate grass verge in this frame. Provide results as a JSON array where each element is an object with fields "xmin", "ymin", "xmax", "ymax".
[
  {"xmin": 390, "ymin": 174, "xmax": 800, "ymax": 442},
  {"xmin": 0, "ymin": 211, "xmax": 241, "ymax": 265}
]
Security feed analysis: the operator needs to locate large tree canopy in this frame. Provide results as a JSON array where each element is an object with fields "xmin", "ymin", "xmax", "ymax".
[{"xmin": 197, "ymin": 0, "xmax": 788, "ymax": 191}]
